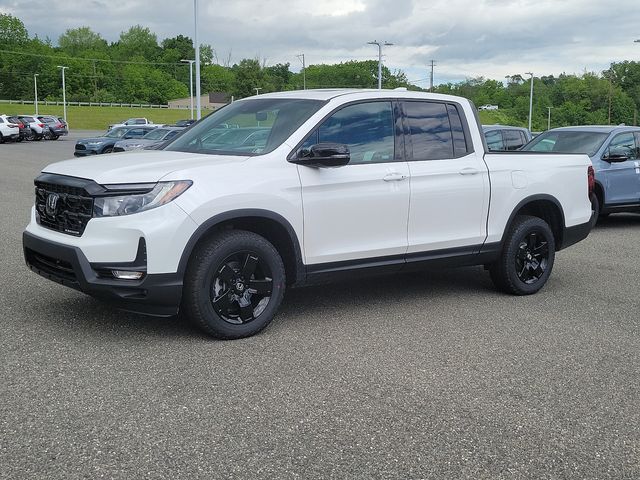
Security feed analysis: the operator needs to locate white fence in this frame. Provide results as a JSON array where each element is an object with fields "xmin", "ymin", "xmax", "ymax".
[{"xmin": 0, "ymin": 99, "xmax": 171, "ymax": 108}]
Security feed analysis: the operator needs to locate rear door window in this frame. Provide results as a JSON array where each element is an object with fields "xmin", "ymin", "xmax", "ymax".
[
  {"xmin": 504, "ymin": 130, "xmax": 526, "ymax": 150},
  {"xmin": 404, "ymin": 101, "xmax": 453, "ymax": 160}
]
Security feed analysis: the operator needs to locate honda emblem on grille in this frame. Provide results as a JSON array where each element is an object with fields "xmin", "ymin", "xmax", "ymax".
[{"xmin": 45, "ymin": 193, "xmax": 60, "ymax": 217}]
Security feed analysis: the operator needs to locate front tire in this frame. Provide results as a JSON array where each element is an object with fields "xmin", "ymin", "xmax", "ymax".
[
  {"xmin": 182, "ymin": 230, "xmax": 286, "ymax": 339},
  {"xmin": 489, "ymin": 215, "xmax": 556, "ymax": 295},
  {"xmin": 102, "ymin": 146, "xmax": 113, "ymax": 154}
]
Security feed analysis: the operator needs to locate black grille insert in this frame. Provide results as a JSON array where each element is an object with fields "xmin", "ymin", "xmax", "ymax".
[
  {"xmin": 35, "ymin": 181, "xmax": 93, "ymax": 236},
  {"xmin": 25, "ymin": 248, "xmax": 77, "ymax": 282}
]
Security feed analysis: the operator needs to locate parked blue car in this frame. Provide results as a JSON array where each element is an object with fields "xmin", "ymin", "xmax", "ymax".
[{"xmin": 522, "ymin": 126, "xmax": 640, "ymax": 220}]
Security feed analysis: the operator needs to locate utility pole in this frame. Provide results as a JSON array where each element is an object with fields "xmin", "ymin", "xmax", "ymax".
[
  {"xmin": 367, "ymin": 40, "xmax": 393, "ymax": 89},
  {"xmin": 296, "ymin": 53, "xmax": 306, "ymax": 90},
  {"xmin": 57, "ymin": 65, "xmax": 68, "ymax": 121},
  {"xmin": 193, "ymin": 0, "xmax": 202, "ymax": 119},
  {"xmin": 181, "ymin": 59, "xmax": 195, "ymax": 119},
  {"xmin": 525, "ymin": 72, "xmax": 534, "ymax": 132},
  {"xmin": 429, "ymin": 60, "xmax": 436, "ymax": 92},
  {"xmin": 33, "ymin": 74, "xmax": 39, "ymax": 115},
  {"xmin": 608, "ymin": 74, "xmax": 612, "ymax": 125}
]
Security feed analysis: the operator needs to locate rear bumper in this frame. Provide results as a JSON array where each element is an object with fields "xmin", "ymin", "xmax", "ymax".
[
  {"xmin": 560, "ymin": 218, "xmax": 593, "ymax": 250},
  {"xmin": 23, "ymin": 231, "xmax": 182, "ymax": 316}
]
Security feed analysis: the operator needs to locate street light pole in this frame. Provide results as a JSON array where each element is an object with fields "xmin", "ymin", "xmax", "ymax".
[
  {"xmin": 367, "ymin": 41, "xmax": 393, "ymax": 89},
  {"xmin": 254, "ymin": 87, "xmax": 262, "ymax": 96},
  {"xmin": 181, "ymin": 59, "xmax": 195, "ymax": 119},
  {"xmin": 547, "ymin": 106, "xmax": 552, "ymax": 130},
  {"xmin": 296, "ymin": 53, "xmax": 306, "ymax": 90},
  {"xmin": 525, "ymin": 71, "xmax": 534, "ymax": 132},
  {"xmin": 193, "ymin": 0, "xmax": 202, "ymax": 119},
  {"xmin": 34, "ymin": 74, "xmax": 39, "ymax": 115},
  {"xmin": 57, "ymin": 66, "xmax": 68, "ymax": 121}
]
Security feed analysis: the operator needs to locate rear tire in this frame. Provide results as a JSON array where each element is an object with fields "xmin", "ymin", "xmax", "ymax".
[
  {"xmin": 489, "ymin": 215, "xmax": 556, "ymax": 295},
  {"xmin": 590, "ymin": 193, "xmax": 600, "ymax": 227},
  {"xmin": 182, "ymin": 230, "xmax": 286, "ymax": 339}
]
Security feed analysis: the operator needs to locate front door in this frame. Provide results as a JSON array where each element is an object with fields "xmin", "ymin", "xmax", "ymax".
[
  {"xmin": 602, "ymin": 132, "xmax": 640, "ymax": 205},
  {"xmin": 296, "ymin": 100, "xmax": 410, "ymax": 266}
]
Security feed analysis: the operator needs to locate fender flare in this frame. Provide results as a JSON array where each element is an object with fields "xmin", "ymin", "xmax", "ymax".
[
  {"xmin": 176, "ymin": 208, "xmax": 305, "ymax": 282},
  {"xmin": 495, "ymin": 193, "xmax": 566, "ymax": 248}
]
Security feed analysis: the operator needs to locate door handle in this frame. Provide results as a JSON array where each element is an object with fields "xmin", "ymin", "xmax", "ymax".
[
  {"xmin": 459, "ymin": 167, "xmax": 479, "ymax": 175},
  {"xmin": 383, "ymin": 172, "xmax": 407, "ymax": 182}
]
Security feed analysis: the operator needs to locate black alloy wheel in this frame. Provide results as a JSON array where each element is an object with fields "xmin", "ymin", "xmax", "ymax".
[
  {"xmin": 183, "ymin": 230, "xmax": 286, "ymax": 339},
  {"xmin": 102, "ymin": 146, "xmax": 113, "ymax": 154},
  {"xmin": 514, "ymin": 232, "xmax": 549, "ymax": 284},
  {"xmin": 490, "ymin": 215, "xmax": 556, "ymax": 295},
  {"xmin": 211, "ymin": 251, "xmax": 273, "ymax": 325}
]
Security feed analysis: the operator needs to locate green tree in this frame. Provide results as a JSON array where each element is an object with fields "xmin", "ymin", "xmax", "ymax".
[
  {"xmin": 115, "ymin": 25, "xmax": 159, "ymax": 61},
  {"xmin": 0, "ymin": 13, "xmax": 28, "ymax": 44},
  {"xmin": 58, "ymin": 27, "xmax": 107, "ymax": 56}
]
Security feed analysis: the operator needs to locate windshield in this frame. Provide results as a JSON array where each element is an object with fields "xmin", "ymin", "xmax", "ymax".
[
  {"xmin": 165, "ymin": 98, "xmax": 325, "ymax": 155},
  {"xmin": 105, "ymin": 127, "xmax": 129, "ymax": 138},
  {"xmin": 522, "ymin": 130, "xmax": 609, "ymax": 156},
  {"xmin": 143, "ymin": 128, "xmax": 169, "ymax": 140}
]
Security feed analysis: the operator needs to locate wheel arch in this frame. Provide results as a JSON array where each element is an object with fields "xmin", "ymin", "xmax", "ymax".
[
  {"xmin": 593, "ymin": 179, "xmax": 605, "ymax": 207},
  {"xmin": 177, "ymin": 209, "xmax": 305, "ymax": 286},
  {"xmin": 500, "ymin": 194, "xmax": 567, "ymax": 250}
]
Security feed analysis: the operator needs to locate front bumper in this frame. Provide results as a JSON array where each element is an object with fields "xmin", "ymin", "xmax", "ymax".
[
  {"xmin": 74, "ymin": 147, "xmax": 99, "ymax": 156},
  {"xmin": 23, "ymin": 231, "xmax": 182, "ymax": 316}
]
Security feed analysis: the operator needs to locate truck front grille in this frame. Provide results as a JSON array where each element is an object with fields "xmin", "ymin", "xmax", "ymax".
[{"xmin": 35, "ymin": 181, "xmax": 93, "ymax": 236}]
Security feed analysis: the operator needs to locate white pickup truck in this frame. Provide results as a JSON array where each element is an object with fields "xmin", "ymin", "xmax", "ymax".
[
  {"xmin": 107, "ymin": 117, "xmax": 155, "ymax": 130},
  {"xmin": 23, "ymin": 90, "xmax": 594, "ymax": 339}
]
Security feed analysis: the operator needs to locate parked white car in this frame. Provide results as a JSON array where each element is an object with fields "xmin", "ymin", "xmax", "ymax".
[
  {"xmin": 17, "ymin": 115, "xmax": 47, "ymax": 140},
  {"xmin": 0, "ymin": 114, "xmax": 20, "ymax": 142},
  {"xmin": 24, "ymin": 89, "xmax": 594, "ymax": 339},
  {"xmin": 479, "ymin": 104, "xmax": 499, "ymax": 111}
]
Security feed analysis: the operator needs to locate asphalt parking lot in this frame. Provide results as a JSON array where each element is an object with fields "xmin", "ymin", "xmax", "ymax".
[{"xmin": 1, "ymin": 134, "xmax": 639, "ymax": 479}]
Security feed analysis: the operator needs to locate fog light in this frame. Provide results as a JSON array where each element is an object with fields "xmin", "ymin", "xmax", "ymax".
[{"xmin": 112, "ymin": 270, "xmax": 144, "ymax": 280}]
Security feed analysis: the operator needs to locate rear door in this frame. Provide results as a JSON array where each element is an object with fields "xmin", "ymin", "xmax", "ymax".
[
  {"xmin": 402, "ymin": 100, "xmax": 490, "ymax": 254},
  {"xmin": 602, "ymin": 132, "xmax": 639, "ymax": 205},
  {"xmin": 297, "ymin": 100, "xmax": 410, "ymax": 266}
]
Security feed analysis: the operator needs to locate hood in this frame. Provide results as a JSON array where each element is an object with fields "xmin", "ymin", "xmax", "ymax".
[{"xmin": 42, "ymin": 150, "xmax": 249, "ymax": 184}]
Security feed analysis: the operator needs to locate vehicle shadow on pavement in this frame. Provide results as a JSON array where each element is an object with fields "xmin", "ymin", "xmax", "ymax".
[
  {"xmin": 593, "ymin": 213, "xmax": 640, "ymax": 229},
  {"xmin": 27, "ymin": 266, "xmax": 497, "ymax": 339}
]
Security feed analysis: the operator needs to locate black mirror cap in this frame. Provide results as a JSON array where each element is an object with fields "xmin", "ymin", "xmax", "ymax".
[
  {"xmin": 603, "ymin": 152, "xmax": 630, "ymax": 163},
  {"xmin": 290, "ymin": 143, "xmax": 351, "ymax": 167}
]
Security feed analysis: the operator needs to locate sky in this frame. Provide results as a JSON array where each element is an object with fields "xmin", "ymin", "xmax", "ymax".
[{"xmin": 1, "ymin": 0, "xmax": 640, "ymax": 87}]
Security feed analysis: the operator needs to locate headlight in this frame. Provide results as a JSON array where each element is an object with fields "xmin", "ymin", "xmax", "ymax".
[
  {"xmin": 93, "ymin": 180, "xmax": 192, "ymax": 217},
  {"xmin": 86, "ymin": 141, "xmax": 103, "ymax": 146},
  {"xmin": 126, "ymin": 143, "xmax": 143, "ymax": 149}
]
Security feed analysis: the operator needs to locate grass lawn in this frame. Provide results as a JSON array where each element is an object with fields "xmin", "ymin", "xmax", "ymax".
[{"xmin": 0, "ymin": 104, "xmax": 195, "ymax": 131}]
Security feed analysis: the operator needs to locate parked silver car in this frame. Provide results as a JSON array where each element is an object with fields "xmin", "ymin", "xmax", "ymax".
[{"xmin": 112, "ymin": 127, "xmax": 183, "ymax": 152}]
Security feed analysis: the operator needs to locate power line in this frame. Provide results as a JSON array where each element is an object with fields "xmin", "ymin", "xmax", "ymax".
[{"xmin": 0, "ymin": 49, "xmax": 187, "ymax": 66}]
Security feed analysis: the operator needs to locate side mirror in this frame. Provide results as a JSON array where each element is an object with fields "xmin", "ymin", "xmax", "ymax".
[
  {"xmin": 291, "ymin": 143, "xmax": 350, "ymax": 167},
  {"xmin": 603, "ymin": 148, "xmax": 630, "ymax": 163}
]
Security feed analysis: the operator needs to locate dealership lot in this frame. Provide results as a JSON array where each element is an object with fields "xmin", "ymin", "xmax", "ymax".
[{"xmin": 1, "ymin": 136, "xmax": 639, "ymax": 478}]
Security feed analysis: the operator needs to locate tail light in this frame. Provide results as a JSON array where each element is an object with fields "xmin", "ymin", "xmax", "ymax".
[
  {"xmin": 38, "ymin": 123, "xmax": 45, "ymax": 128},
  {"xmin": 587, "ymin": 166, "xmax": 595, "ymax": 196}
]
